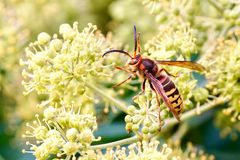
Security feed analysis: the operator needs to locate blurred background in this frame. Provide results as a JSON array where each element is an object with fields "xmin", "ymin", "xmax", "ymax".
[{"xmin": 0, "ymin": 0, "xmax": 240, "ymax": 159}]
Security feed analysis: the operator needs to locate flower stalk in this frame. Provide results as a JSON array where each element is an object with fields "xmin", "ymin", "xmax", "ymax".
[{"xmin": 86, "ymin": 82, "xmax": 129, "ymax": 113}]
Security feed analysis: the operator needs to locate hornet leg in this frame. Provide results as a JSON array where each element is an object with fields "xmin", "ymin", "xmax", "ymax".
[
  {"xmin": 159, "ymin": 68, "xmax": 178, "ymax": 77},
  {"xmin": 155, "ymin": 91, "xmax": 162, "ymax": 131},
  {"xmin": 133, "ymin": 78, "xmax": 146, "ymax": 100},
  {"xmin": 150, "ymin": 81, "xmax": 162, "ymax": 131},
  {"xmin": 115, "ymin": 66, "xmax": 131, "ymax": 73},
  {"xmin": 112, "ymin": 75, "xmax": 132, "ymax": 88}
]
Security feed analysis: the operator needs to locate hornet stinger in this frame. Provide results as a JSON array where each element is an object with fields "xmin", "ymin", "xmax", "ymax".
[{"xmin": 102, "ymin": 26, "xmax": 205, "ymax": 121}]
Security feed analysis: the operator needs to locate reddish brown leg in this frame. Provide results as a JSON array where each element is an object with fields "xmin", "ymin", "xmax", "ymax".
[
  {"xmin": 133, "ymin": 79, "xmax": 146, "ymax": 100},
  {"xmin": 115, "ymin": 66, "xmax": 130, "ymax": 73},
  {"xmin": 154, "ymin": 90, "xmax": 161, "ymax": 107},
  {"xmin": 154, "ymin": 91, "xmax": 162, "ymax": 131},
  {"xmin": 159, "ymin": 68, "xmax": 178, "ymax": 77},
  {"xmin": 150, "ymin": 81, "xmax": 162, "ymax": 130},
  {"xmin": 113, "ymin": 75, "xmax": 132, "ymax": 88}
]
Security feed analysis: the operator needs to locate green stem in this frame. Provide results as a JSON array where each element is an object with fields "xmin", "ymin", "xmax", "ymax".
[
  {"xmin": 163, "ymin": 96, "xmax": 228, "ymax": 129},
  {"xmin": 171, "ymin": 123, "xmax": 188, "ymax": 141},
  {"xmin": 86, "ymin": 82, "xmax": 129, "ymax": 113},
  {"xmin": 90, "ymin": 136, "xmax": 139, "ymax": 150},
  {"xmin": 90, "ymin": 96, "xmax": 228, "ymax": 149}
]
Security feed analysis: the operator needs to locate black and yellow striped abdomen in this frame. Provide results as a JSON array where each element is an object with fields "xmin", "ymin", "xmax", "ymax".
[{"xmin": 158, "ymin": 74, "xmax": 183, "ymax": 115}]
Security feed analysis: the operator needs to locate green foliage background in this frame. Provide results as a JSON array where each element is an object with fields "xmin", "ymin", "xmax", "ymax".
[{"xmin": 1, "ymin": 0, "xmax": 240, "ymax": 159}]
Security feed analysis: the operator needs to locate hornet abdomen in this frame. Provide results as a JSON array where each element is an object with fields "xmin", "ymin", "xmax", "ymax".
[{"xmin": 157, "ymin": 74, "xmax": 183, "ymax": 115}]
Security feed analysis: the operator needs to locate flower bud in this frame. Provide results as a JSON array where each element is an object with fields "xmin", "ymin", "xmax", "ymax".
[
  {"xmin": 128, "ymin": 105, "xmax": 136, "ymax": 114},
  {"xmin": 66, "ymin": 128, "xmax": 79, "ymax": 142},
  {"xmin": 125, "ymin": 123, "xmax": 133, "ymax": 132},
  {"xmin": 37, "ymin": 32, "xmax": 51, "ymax": 45},
  {"xmin": 59, "ymin": 24, "xmax": 75, "ymax": 40},
  {"xmin": 132, "ymin": 124, "xmax": 139, "ymax": 131},
  {"xmin": 124, "ymin": 115, "xmax": 132, "ymax": 123},
  {"xmin": 193, "ymin": 88, "xmax": 209, "ymax": 103},
  {"xmin": 142, "ymin": 126, "xmax": 149, "ymax": 134},
  {"xmin": 43, "ymin": 106, "xmax": 56, "ymax": 120},
  {"xmin": 49, "ymin": 39, "xmax": 62, "ymax": 51},
  {"xmin": 79, "ymin": 129, "xmax": 93, "ymax": 144},
  {"xmin": 63, "ymin": 142, "xmax": 79, "ymax": 155}
]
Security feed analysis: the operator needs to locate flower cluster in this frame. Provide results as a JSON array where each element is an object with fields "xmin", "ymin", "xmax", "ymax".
[
  {"xmin": 203, "ymin": 30, "xmax": 240, "ymax": 137},
  {"xmin": 144, "ymin": 23, "xmax": 197, "ymax": 60},
  {"xmin": 204, "ymin": 33, "xmax": 240, "ymax": 120},
  {"xmin": 124, "ymin": 89, "xmax": 163, "ymax": 138},
  {"xmin": 112, "ymin": 140, "xmax": 175, "ymax": 160},
  {"xmin": 81, "ymin": 140, "xmax": 214, "ymax": 160},
  {"xmin": 22, "ymin": 107, "xmax": 99, "ymax": 160},
  {"xmin": 142, "ymin": 0, "xmax": 192, "ymax": 22},
  {"xmin": 169, "ymin": 141, "xmax": 215, "ymax": 160},
  {"xmin": 21, "ymin": 22, "xmax": 114, "ymax": 109},
  {"xmin": 141, "ymin": 0, "xmax": 240, "ymax": 51}
]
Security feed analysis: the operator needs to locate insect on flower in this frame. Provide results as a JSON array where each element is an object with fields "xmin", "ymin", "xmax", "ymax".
[{"xmin": 103, "ymin": 26, "xmax": 205, "ymax": 121}]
